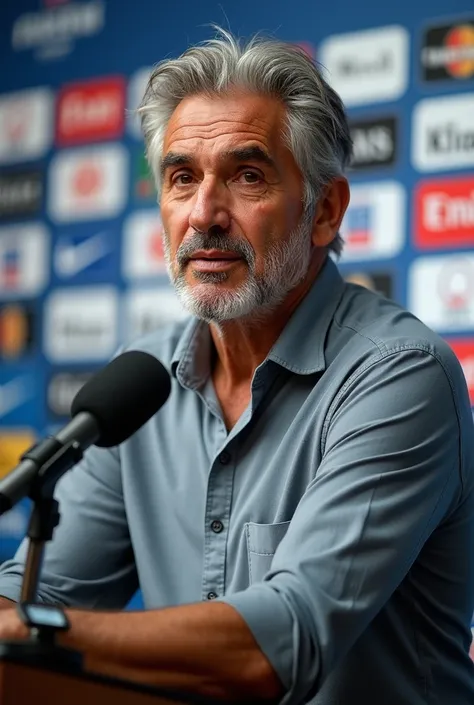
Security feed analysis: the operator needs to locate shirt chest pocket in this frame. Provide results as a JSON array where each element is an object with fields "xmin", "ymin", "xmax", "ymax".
[{"xmin": 245, "ymin": 521, "xmax": 291, "ymax": 584}]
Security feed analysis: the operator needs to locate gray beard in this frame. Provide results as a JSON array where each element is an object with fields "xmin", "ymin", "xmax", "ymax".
[{"xmin": 162, "ymin": 214, "xmax": 313, "ymax": 323}]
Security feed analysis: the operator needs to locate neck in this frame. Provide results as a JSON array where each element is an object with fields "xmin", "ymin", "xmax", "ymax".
[{"xmin": 210, "ymin": 251, "xmax": 326, "ymax": 387}]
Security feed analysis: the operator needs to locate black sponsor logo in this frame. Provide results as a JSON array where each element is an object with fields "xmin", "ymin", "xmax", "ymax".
[
  {"xmin": 344, "ymin": 271, "xmax": 393, "ymax": 299},
  {"xmin": 0, "ymin": 170, "xmax": 42, "ymax": 219},
  {"xmin": 0, "ymin": 302, "xmax": 35, "ymax": 359},
  {"xmin": 349, "ymin": 116, "xmax": 397, "ymax": 170},
  {"xmin": 427, "ymin": 124, "xmax": 474, "ymax": 154},
  {"xmin": 421, "ymin": 20, "xmax": 474, "ymax": 82},
  {"xmin": 47, "ymin": 371, "xmax": 95, "ymax": 418}
]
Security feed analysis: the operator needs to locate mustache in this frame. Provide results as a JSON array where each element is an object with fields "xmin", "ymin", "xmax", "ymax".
[{"xmin": 176, "ymin": 230, "xmax": 255, "ymax": 267}]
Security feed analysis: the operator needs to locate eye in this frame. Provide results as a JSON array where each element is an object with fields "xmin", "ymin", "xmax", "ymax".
[
  {"xmin": 237, "ymin": 170, "xmax": 263, "ymax": 184},
  {"xmin": 172, "ymin": 172, "xmax": 193, "ymax": 185}
]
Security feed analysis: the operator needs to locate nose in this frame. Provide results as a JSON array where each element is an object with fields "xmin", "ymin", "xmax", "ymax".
[{"xmin": 188, "ymin": 178, "xmax": 231, "ymax": 234}]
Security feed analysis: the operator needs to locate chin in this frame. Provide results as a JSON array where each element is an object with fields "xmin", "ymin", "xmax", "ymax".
[{"xmin": 178, "ymin": 288, "xmax": 253, "ymax": 323}]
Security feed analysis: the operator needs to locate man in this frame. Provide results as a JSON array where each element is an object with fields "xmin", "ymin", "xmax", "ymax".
[{"xmin": 0, "ymin": 28, "xmax": 473, "ymax": 705}]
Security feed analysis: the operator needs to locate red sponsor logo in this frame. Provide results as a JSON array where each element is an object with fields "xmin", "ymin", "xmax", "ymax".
[
  {"xmin": 415, "ymin": 177, "xmax": 474, "ymax": 249},
  {"xmin": 56, "ymin": 77, "xmax": 125, "ymax": 146},
  {"xmin": 445, "ymin": 25, "xmax": 474, "ymax": 79},
  {"xmin": 447, "ymin": 338, "xmax": 474, "ymax": 405},
  {"xmin": 71, "ymin": 162, "xmax": 103, "ymax": 198}
]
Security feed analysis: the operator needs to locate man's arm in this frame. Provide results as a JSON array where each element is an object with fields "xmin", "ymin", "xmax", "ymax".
[
  {"xmin": 220, "ymin": 346, "xmax": 472, "ymax": 703},
  {"xmin": 0, "ymin": 444, "xmax": 137, "ymax": 608},
  {"xmin": 0, "ymin": 600, "xmax": 283, "ymax": 701},
  {"xmin": 0, "ymin": 596, "xmax": 14, "ymax": 610}
]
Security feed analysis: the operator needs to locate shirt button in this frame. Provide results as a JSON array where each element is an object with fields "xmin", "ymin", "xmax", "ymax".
[
  {"xmin": 207, "ymin": 591, "xmax": 218, "ymax": 600},
  {"xmin": 211, "ymin": 520, "xmax": 224, "ymax": 533},
  {"xmin": 219, "ymin": 451, "xmax": 231, "ymax": 465}
]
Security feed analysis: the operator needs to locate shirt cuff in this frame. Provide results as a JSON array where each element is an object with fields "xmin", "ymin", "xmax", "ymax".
[
  {"xmin": 219, "ymin": 583, "xmax": 304, "ymax": 705},
  {"xmin": 0, "ymin": 577, "xmax": 23, "ymax": 604}
]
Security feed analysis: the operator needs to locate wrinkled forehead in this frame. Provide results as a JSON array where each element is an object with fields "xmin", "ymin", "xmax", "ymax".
[{"xmin": 162, "ymin": 92, "xmax": 289, "ymax": 156}]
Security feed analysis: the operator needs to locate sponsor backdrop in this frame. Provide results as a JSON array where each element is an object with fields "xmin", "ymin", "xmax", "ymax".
[{"xmin": 0, "ymin": 0, "xmax": 473, "ymax": 631}]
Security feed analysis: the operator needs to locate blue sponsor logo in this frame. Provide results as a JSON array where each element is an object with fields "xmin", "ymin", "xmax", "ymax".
[{"xmin": 53, "ymin": 227, "xmax": 117, "ymax": 282}]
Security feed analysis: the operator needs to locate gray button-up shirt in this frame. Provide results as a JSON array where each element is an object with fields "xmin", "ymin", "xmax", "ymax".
[{"xmin": 1, "ymin": 257, "xmax": 474, "ymax": 704}]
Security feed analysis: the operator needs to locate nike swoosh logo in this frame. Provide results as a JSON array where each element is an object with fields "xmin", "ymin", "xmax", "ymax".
[
  {"xmin": 54, "ymin": 232, "xmax": 111, "ymax": 277},
  {"xmin": 0, "ymin": 377, "xmax": 32, "ymax": 418}
]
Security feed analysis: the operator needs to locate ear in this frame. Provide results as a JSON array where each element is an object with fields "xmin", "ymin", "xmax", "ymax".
[{"xmin": 310, "ymin": 177, "xmax": 350, "ymax": 248}]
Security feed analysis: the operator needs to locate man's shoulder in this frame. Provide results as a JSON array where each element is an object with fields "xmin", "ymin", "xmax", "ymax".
[
  {"xmin": 122, "ymin": 317, "xmax": 194, "ymax": 370},
  {"xmin": 333, "ymin": 283, "xmax": 459, "ymax": 375}
]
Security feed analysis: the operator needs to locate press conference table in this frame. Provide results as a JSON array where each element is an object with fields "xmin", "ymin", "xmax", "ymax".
[{"xmin": 0, "ymin": 646, "xmax": 264, "ymax": 705}]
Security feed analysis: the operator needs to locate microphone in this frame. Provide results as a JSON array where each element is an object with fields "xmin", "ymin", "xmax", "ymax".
[{"xmin": 0, "ymin": 350, "xmax": 171, "ymax": 514}]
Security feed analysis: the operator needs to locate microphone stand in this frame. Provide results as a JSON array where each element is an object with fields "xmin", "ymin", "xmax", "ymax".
[{"xmin": 0, "ymin": 440, "xmax": 85, "ymax": 671}]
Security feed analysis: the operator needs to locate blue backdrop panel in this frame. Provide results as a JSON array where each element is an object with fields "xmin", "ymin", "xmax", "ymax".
[{"xmin": 0, "ymin": 1, "xmax": 473, "ymax": 621}]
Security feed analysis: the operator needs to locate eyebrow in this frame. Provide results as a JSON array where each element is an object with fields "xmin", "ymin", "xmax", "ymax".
[
  {"xmin": 159, "ymin": 152, "xmax": 193, "ymax": 180},
  {"xmin": 159, "ymin": 146, "xmax": 277, "ymax": 180},
  {"xmin": 222, "ymin": 146, "xmax": 277, "ymax": 170}
]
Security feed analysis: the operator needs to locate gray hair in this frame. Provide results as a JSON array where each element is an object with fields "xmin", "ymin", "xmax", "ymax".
[{"xmin": 138, "ymin": 27, "xmax": 352, "ymax": 256}]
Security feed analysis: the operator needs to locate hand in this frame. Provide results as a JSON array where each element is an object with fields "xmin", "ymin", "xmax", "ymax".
[{"xmin": 0, "ymin": 608, "xmax": 29, "ymax": 641}]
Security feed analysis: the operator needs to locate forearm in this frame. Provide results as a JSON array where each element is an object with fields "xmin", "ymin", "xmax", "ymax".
[
  {"xmin": 63, "ymin": 601, "xmax": 283, "ymax": 701},
  {"xmin": 0, "ymin": 596, "xmax": 15, "ymax": 610}
]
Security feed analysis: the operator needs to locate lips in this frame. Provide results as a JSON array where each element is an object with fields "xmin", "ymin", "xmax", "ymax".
[
  {"xmin": 189, "ymin": 249, "xmax": 241, "ymax": 261},
  {"xmin": 187, "ymin": 249, "xmax": 243, "ymax": 273}
]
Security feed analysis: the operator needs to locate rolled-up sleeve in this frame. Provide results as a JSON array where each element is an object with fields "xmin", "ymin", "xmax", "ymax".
[
  {"xmin": 221, "ymin": 347, "xmax": 463, "ymax": 704},
  {"xmin": 0, "ymin": 444, "xmax": 138, "ymax": 609}
]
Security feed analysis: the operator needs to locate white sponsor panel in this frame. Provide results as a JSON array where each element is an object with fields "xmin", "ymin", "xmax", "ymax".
[
  {"xmin": 48, "ymin": 143, "xmax": 127, "ymax": 222},
  {"xmin": 408, "ymin": 254, "xmax": 474, "ymax": 331},
  {"xmin": 127, "ymin": 67, "xmax": 151, "ymax": 138},
  {"xmin": 124, "ymin": 287, "xmax": 188, "ymax": 342},
  {"xmin": 412, "ymin": 93, "xmax": 474, "ymax": 172},
  {"xmin": 319, "ymin": 25, "xmax": 409, "ymax": 106},
  {"xmin": 0, "ymin": 223, "xmax": 49, "ymax": 297},
  {"xmin": 338, "ymin": 181, "xmax": 405, "ymax": 262},
  {"xmin": 122, "ymin": 210, "xmax": 167, "ymax": 279},
  {"xmin": 44, "ymin": 286, "xmax": 118, "ymax": 362},
  {"xmin": 0, "ymin": 88, "xmax": 53, "ymax": 164}
]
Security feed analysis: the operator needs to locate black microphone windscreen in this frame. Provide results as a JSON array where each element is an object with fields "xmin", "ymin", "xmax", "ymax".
[{"xmin": 71, "ymin": 350, "xmax": 171, "ymax": 447}]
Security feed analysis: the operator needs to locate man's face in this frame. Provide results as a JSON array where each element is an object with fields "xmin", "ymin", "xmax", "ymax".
[{"xmin": 159, "ymin": 91, "xmax": 313, "ymax": 322}]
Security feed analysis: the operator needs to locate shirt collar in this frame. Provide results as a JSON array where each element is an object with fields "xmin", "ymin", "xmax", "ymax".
[
  {"xmin": 170, "ymin": 315, "xmax": 211, "ymax": 389},
  {"xmin": 171, "ymin": 257, "xmax": 345, "ymax": 387},
  {"xmin": 267, "ymin": 256, "xmax": 345, "ymax": 374}
]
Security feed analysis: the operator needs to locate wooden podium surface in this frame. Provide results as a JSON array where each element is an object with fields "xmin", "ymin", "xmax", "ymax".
[{"xmin": 0, "ymin": 655, "xmax": 228, "ymax": 705}]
